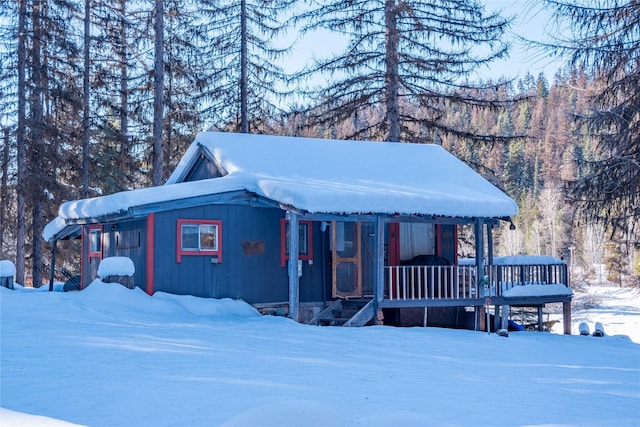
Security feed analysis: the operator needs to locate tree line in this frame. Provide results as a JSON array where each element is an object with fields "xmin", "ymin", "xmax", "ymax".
[{"xmin": 0, "ymin": 0, "xmax": 638, "ymax": 287}]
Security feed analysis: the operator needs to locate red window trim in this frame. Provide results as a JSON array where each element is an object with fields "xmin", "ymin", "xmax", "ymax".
[
  {"xmin": 87, "ymin": 225, "xmax": 103, "ymax": 259},
  {"xmin": 280, "ymin": 218, "xmax": 313, "ymax": 267},
  {"xmin": 176, "ymin": 219, "xmax": 222, "ymax": 263}
]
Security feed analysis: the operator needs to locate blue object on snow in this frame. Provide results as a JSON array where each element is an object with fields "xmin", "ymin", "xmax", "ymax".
[{"xmin": 508, "ymin": 319, "xmax": 525, "ymax": 331}]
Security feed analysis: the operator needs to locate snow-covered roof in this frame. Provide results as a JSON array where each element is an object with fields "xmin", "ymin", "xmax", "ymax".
[{"xmin": 45, "ymin": 132, "xmax": 518, "ymax": 241}]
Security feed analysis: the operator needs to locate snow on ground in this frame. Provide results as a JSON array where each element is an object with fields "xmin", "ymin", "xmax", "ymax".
[
  {"xmin": 1, "ymin": 282, "xmax": 639, "ymax": 427},
  {"xmin": 559, "ymin": 285, "xmax": 640, "ymax": 340}
]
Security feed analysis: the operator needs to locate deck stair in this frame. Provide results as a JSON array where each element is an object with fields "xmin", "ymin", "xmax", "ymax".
[{"xmin": 309, "ymin": 299, "xmax": 374, "ymax": 326}]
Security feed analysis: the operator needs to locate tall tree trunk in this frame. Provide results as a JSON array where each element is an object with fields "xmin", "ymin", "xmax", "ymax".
[
  {"xmin": 0, "ymin": 128, "xmax": 9, "ymax": 256},
  {"xmin": 16, "ymin": 0, "xmax": 27, "ymax": 285},
  {"xmin": 384, "ymin": 0, "xmax": 400, "ymax": 142},
  {"xmin": 118, "ymin": 0, "xmax": 129, "ymax": 178},
  {"xmin": 152, "ymin": 0, "xmax": 164, "ymax": 186},
  {"xmin": 116, "ymin": 0, "xmax": 133, "ymax": 178},
  {"xmin": 82, "ymin": 0, "xmax": 91, "ymax": 198},
  {"xmin": 30, "ymin": 0, "xmax": 44, "ymax": 287},
  {"xmin": 240, "ymin": 0, "xmax": 248, "ymax": 133}
]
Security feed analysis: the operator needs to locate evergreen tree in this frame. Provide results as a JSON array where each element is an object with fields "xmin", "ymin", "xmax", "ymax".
[
  {"xmin": 152, "ymin": 0, "xmax": 165, "ymax": 186},
  {"xmin": 196, "ymin": 0, "xmax": 296, "ymax": 133},
  {"xmin": 543, "ymin": 0, "xmax": 640, "ymax": 231},
  {"xmin": 294, "ymin": 0, "xmax": 512, "ymax": 143}
]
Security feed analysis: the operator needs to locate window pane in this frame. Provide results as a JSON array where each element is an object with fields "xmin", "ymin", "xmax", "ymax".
[
  {"xmin": 298, "ymin": 223, "xmax": 308, "ymax": 256},
  {"xmin": 181, "ymin": 224, "xmax": 199, "ymax": 250},
  {"xmin": 285, "ymin": 222, "xmax": 309, "ymax": 256},
  {"xmin": 336, "ymin": 222, "xmax": 357, "ymax": 258},
  {"xmin": 89, "ymin": 230, "xmax": 101, "ymax": 253},
  {"xmin": 200, "ymin": 224, "xmax": 217, "ymax": 250}
]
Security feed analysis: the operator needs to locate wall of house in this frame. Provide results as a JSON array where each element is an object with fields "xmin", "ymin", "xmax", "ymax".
[
  {"xmin": 151, "ymin": 204, "xmax": 325, "ymax": 304},
  {"xmin": 106, "ymin": 219, "xmax": 148, "ymax": 287},
  {"xmin": 437, "ymin": 224, "xmax": 458, "ymax": 265},
  {"xmin": 81, "ymin": 219, "xmax": 148, "ymax": 290}
]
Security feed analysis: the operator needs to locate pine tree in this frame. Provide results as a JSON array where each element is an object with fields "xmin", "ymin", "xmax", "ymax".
[
  {"xmin": 0, "ymin": 128, "xmax": 10, "ymax": 258},
  {"xmin": 16, "ymin": 0, "xmax": 27, "ymax": 285},
  {"xmin": 294, "ymin": 0, "xmax": 512, "ymax": 143},
  {"xmin": 543, "ymin": 0, "xmax": 640, "ymax": 231},
  {"xmin": 81, "ymin": 0, "xmax": 91, "ymax": 198},
  {"xmin": 196, "ymin": 0, "xmax": 296, "ymax": 133},
  {"xmin": 162, "ymin": 0, "xmax": 205, "ymax": 174},
  {"xmin": 91, "ymin": 0, "xmax": 147, "ymax": 192},
  {"xmin": 152, "ymin": 0, "xmax": 165, "ymax": 186}
]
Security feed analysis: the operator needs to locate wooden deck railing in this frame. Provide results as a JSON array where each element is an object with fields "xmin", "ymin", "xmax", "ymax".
[
  {"xmin": 385, "ymin": 263, "xmax": 568, "ymax": 301},
  {"xmin": 485, "ymin": 263, "xmax": 569, "ymax": 293},
  {"xmin": 386, "ymin": 265, "xmax": 478, "ymax": 300}
]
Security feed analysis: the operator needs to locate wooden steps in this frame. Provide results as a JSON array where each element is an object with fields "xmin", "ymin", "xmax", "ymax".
[{"xmin": 308, "ymin": 299, "xmax": 375, "ymax": 327}]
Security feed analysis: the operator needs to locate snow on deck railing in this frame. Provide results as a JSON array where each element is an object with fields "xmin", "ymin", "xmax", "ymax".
[
  {"xmin": 384, "ymin": 263, "xmax": 569, "ymax": 301},
  {"xmin": 485, "ymin": 263, "xmax": 569, "ymax": 293}
]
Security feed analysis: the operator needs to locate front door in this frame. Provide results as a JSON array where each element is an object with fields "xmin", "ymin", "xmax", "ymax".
[{"xmin": 332, "ymin": 221, "xmax": 362, "ymax": 298}]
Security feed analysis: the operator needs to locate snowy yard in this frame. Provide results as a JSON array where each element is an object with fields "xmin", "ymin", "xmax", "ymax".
[{"xmin": 1, "ymin": 282, "xmax": 639, "ymax": 427}]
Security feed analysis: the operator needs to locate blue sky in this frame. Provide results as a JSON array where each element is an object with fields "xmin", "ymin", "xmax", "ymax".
[
  {"xmin": 482, "ymin": 0, "xmax": 566, "ymax": 80},
  {"xmin": 282, "ymin": 1, "xmax": 565, "ymax": 83}
]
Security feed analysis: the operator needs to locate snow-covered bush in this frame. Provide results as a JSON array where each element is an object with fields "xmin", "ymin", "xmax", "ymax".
[
  {"xmin": 0, "ymin": 260, "xmax": 16, "ymax": 278},
  {"xmin": 97, "ymin": 257, "xmax": 135, "ymax": 279},
  {"xmin": 0, "ymin": 260, "xmax": 16, "ymax": 290},
  {"xmin": 96, "ymin": 257, "xmax": 136, "ymax": 290}
]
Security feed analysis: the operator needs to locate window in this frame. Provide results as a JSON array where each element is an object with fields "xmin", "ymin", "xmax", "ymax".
[
  {"xmin": 176, "ymin": 219, "xmax": 222, "ymax": 263},
  {"xmin": 116, "ymin": 231, "xmax": 141, "ymax": 249},
  {"xmin": 88, "ymin": 225, "xmax": 103, "ymax": 259},
  {"xmin": 280, "ymin": 218, "xmax": 313, "ymax": 267}
]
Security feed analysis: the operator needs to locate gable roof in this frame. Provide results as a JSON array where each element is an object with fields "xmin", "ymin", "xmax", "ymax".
[
  {"xmin": 168, "ymin": 132, "xmax": 518, "ymax": 217},
  {"xmin": 44, "ymin": 132, "xmax": 518, "ymax": 241}
]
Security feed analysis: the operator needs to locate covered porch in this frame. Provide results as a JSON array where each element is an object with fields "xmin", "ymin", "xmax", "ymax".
[{"xmin": 285, "ymin": 212, "xmax": 572, "ymax": 334}]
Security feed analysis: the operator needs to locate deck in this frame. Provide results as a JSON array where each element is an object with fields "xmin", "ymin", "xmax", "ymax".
[
  {"xmin": 311, "ymin": 262, "xmax": 572, "ymax": 329},
  {"xmin": 382, "ymin": 262, "xmax": 571, "ymax": 307}
]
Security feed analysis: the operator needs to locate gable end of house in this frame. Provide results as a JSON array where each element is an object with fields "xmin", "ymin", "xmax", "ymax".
[{"xmin": 177, "ymin": 145, "xmax": 228, "ymax": 183}]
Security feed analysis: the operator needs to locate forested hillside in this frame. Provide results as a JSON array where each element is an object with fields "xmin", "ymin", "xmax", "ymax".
[{"xmin": 0, "ymin": 0, "xmax": 637, "ymax": 287}]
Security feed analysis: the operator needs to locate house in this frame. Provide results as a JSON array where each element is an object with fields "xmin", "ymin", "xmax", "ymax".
[{"xmin": 44, "ymin": 132, "xmax": 572, "ymax": 332}]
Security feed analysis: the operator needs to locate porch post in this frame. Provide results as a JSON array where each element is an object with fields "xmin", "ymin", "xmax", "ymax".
[
  {"xmin": 563, "ymin": 301, "xmax": 572, "ymax": 335},
  {"xmin": 373, "ymin": 216, "xmax": 385, "ymax": 324},
  {"xmin": 537, "ymin": 306, "xmax": 544, "ymax": 331},
  {"xmin": 474, "ymin": 218, "xmax": 485, "ymax": 281},
  {"xmin": 48, "ymin": 239, "xmax": 57, "ymax": 292},
  {"xmin": 474, "ymin": 218, "xmax": 485, "ymax": 331},
  {"xmin": 487, "ymin": 223, "xmax": 496, "ymax": 330},
  {"xmin": 486, "ymin": 223, "xmax": 494, "ymax": 266},
  {"xmin": 501, "ymin": 305, "xmax": 509, "ymax": 330},
  {"xmin": 287, "ymin": 211, "xmax": 300, "ymax": 322}
]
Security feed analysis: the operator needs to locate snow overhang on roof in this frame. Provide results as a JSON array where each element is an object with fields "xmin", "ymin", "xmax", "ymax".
[{"xmin": 44, "ymin": 132, "xmax": 519, "ymax": 241}]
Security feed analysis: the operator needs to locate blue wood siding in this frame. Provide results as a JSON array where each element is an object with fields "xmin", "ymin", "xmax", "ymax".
[
  {"xmin": 152, "ymin": 204, "xmax": 325, "ymax": 304},
  {"xmin": 104, "ymin": 219, "xmax": 148, "ymax": 289},
  {"xmin": 82, "ymin": 220, "xmax": 148, "ymax": 290}
]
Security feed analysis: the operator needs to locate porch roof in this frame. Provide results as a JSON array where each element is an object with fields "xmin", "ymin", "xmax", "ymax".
[{"xmin": 44, "ymin": 132, "xmax": 518, "ymax": 241}]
